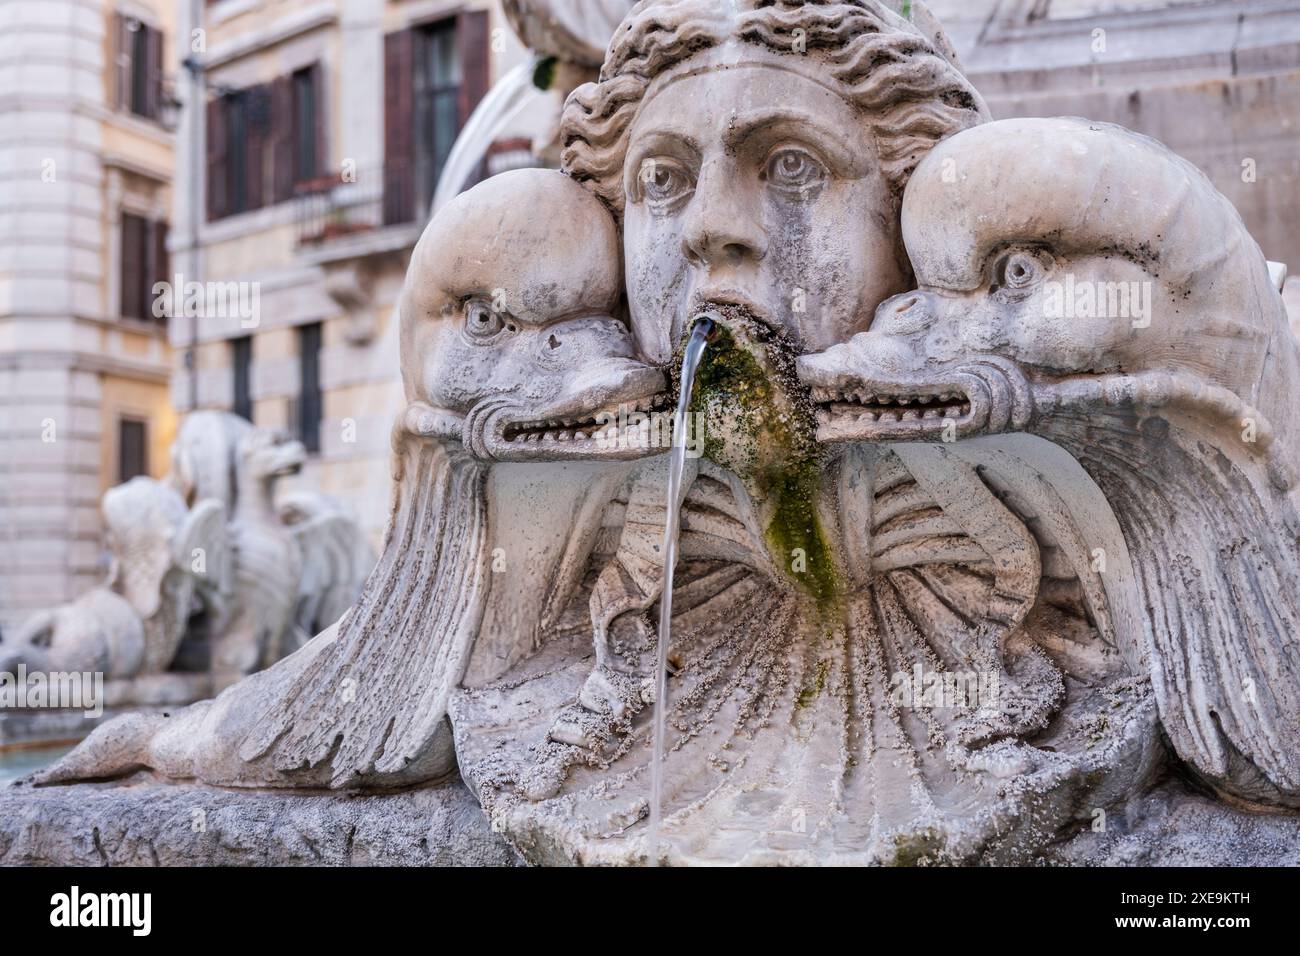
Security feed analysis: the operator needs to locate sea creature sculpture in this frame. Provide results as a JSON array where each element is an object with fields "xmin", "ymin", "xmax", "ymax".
[
  {"xmin": 0, "ymin": 478, "xmax": 225, "ymax": 679},
  {"xmin": 799, "ymin": 117, "xmax": 1300, "ymax": 809},
  {"xmin": 33, "ymin": 168, "xmax": 664, "ymax": 790}
]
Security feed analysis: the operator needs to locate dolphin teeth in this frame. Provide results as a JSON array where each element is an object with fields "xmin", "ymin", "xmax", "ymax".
[
  {"xmin": 574, "ymin": 431, "xmax": 589, "ymax": 441},
  {"xmin": 902, "ymin": 409, "xmax": 921, "ymax": 421},
  {"xmin": 541, "ymin": 433, "xmax": 556, "ymax": 442},
  {"xmin": 923, "ymin": 408, "xmax": 942, "ymax": 419},
  {"xmin": 898, "ymin": 396, "xmax": 913, "ymax": 405},
  {"xmin": 858, "ymin": 411, "xmax": 877, "ymax": 422},
  {"xmin": 878, "ymin": 410, "xmax": 899, "ymax": 422}
]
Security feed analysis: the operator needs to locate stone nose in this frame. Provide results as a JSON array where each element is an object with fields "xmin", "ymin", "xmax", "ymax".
[
  {"xmin": 680, "ymin": 157, "xmax": 768, "ymax": 271},
  {"xmin": 871, "ymin": 290, "xmax": 939, "ymax": 334},
  {"xmin": 533, "ymin": 317, "xmax": 634, "ymax": 367}
]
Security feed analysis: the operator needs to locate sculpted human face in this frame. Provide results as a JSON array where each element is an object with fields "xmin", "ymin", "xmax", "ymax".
[{"xmin": 622, "ymin": 65, "xmax": 909, "ymax": 362}]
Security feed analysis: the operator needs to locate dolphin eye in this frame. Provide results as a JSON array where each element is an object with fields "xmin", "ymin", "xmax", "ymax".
[
  {"xmin": 994, "ymin": 250, "xmax": 1051, "ymax": 293},
  {"xmin": 464, "ymin": 300, "xmax": 511, "ymax": 341}
]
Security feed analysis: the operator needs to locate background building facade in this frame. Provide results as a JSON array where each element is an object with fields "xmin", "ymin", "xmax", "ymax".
[
  {"xmin": 4, "ymin": 0, "xmax": 1300, "ymax": 631},
  {"xmin": 0, "ymin": 0, "xmax": 177, "ymax": 631},
  {"xmin": 167, "ymin": 0, "xmax": 544, "ymax": 547}
]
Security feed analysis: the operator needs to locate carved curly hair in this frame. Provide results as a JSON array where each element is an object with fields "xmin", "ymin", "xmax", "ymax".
[{"xmin": 561, "ymin": 0, "xmax": 990, "ymax": 216}]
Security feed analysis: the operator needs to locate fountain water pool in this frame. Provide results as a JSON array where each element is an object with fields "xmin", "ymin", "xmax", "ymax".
[{"xmin": 0, "ymin": 744, "xmax": 74, "ymax": 787}]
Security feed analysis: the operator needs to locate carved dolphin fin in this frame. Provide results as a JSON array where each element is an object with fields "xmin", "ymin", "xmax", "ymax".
[{"xmin": 238, "ymin": 439, "xmax": 491, "ymax": 788}]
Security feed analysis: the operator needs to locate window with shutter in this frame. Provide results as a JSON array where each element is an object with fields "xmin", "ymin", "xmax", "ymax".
[
  {"xmin": 271, "ymin": 75, "xmax": 295, "ymax": 203},
  {"xmin": 245, "ymin": 85, "xmax": 270, "ymax": 211},
  {"xmin": 118, "ymin": 418, "xmax": 149, "ymax": 483},
  {"xmin": 383, "ymin": 29, "xmax": 415, "ymax": 225},
  {"xmin": 413, "ymin": 20, "xmax": 461, "ymax": 218},
  {"xmin": 153, "ymin": 220, "xmax": 169, "ymax": 323},
  {"xmin": 457, "ymin": 11, "xmax": 490, "ymax": 129},
  {"xmin": 232, "ymin": 336, "xmax": 253, "ymax": 423},
  {"xmin": 297, "ymin": 322, "xmax": 323, "ymax": 454},
  {"xmin": 146, "ymin": 26, "xmax": 164, "ymax": 120},
  {"xmin": 114, "ymin": 19, "xmax": 164, "ymax": 122},
  {"xmin": 120, "ymin": 215, "xmax": 169, "ymax": 322},
  {"xmin": 207, "ymin": 97, "xmax": 228, "ymax": 220},
  {"xmin": 292, "ymin": 65, "xmax": 319, "ymax": 186},
  {"xmin": 226, "ymin": 91, "xmax": 249, "ymax": 215},
  {"xmin": 120, "ymin": 213, "xmax": 147, "ymax": 320},
  {"xmin": 455, "ymin": 10, "xmax": 491, "ymax": 195}
]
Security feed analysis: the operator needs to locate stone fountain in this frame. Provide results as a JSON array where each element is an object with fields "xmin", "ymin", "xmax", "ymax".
[
  {"xmin": 0, "ymin": 412, "xmax": 372, "ymax": 750},
  {"xmin": 3, "ymin": 0, "xmax": 1299, "ymax": 867}
]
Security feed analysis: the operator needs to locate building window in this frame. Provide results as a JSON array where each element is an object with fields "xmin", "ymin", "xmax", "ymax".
[
  {"xmin": 114, "ymin": 15, "xmax": 163, "ymax": 121},
  {"xmin": 118, "ymin": 417, "xmax": 148, "ymax": 483},
  {"xmin": 413, "ymin": 20, "xmax": 461, "ymax": 212},
  {"xmin": 207, "ymin": 64, "xmax": 324, "ymax": 221},
  {"xmin": 232, "ymin": 336, "xmax": 253, "ymax": 422},
  {"xmin": 292, "ymin": 66, "xmax": 320, "ymax": 186},
  {"xmin": 120, "ymin": 213, "xmax": 168, "ymax": 322},
  {"xmin": 226, "ymin": 92, "xmax": 250, "ymax": 215},
  {"xmin": 297, "ymin": 323, "xmax": 322, "ymax": 454},
  {"xmin": 383, "ymin": 11, "xmax": 489, "ymax": 225}
]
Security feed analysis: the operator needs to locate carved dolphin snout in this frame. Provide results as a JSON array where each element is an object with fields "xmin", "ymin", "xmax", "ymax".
[{"xmin": 796, "ymin": 290, "xmax": 939, "ymax": 388}]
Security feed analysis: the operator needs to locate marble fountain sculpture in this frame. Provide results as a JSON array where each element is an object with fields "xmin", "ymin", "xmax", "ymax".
[
  {"xmin": 5, "ymin": 0, "xmax": 1300, "ymax": 867},
  {"xmin": 0, "ymin": 411, "xmax": 372, "ymax": 744}
]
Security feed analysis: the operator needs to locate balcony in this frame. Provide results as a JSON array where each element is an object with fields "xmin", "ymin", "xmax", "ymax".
[{"xmin": 295, "ymin": 158, "xmax": 435, "ymax": 248}]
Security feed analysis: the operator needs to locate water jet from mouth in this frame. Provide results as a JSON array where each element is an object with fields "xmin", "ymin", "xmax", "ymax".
[{"xmin": 647, "ymin": 311, "xmax": 715, "ymax": 865}]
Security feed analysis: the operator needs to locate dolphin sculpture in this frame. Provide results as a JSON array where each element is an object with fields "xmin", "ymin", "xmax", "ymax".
[{"xmin": 799, "ymin": 117, "xmax": 1300, "ymax": 809}]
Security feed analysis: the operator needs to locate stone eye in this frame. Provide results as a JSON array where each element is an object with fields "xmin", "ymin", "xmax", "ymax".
[
  {"xmin": 998, "ymin": 251, "xmax": 1049, "ymax": 291},
  {"xmin": 464, "ymin": 300, "xmax": 507, "ymax": 341},
  {"xmin": 766, "ymin": 148, "xmax": 825, "ymax": 193},
  {"xmin": 638, "ymin": 158, "xmax": 692, "ymax": 206}
]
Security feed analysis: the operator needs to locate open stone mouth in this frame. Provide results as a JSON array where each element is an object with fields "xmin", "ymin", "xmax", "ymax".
[
  {"xmin": 501, "ymin": 392, "xmax": 672, "ymax": 446},
  {"xmin": 809, "ymin": 386, "xmax": 972, "ymax": 426}
]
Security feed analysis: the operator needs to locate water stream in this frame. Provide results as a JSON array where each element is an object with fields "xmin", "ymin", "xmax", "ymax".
[{"xmin": 647, "ymin": 312, "xmax": 715, "ymax": 864}]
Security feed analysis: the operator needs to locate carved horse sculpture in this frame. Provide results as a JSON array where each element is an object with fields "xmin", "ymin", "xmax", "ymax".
[{"xmin": 209, "ymin": 428, "xmax": 308, "ymax": 685}]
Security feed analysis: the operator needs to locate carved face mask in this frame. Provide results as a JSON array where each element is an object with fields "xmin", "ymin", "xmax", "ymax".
[
  {"xmin": 399, "ymin": 168, "xmax": 667, "ymax": 461},
  {"xmin": 620, "ymin": 50, "xmax": 907, "ymax": 362}
]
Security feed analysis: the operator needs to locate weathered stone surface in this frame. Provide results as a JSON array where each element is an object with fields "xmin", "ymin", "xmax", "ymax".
[
  {"xmin": 1046, "ymin": 781, "xmax": 1300, "ymax": 867},
  {"xmin": 0, "ymin": 775, "xmax": 519, "ymax": 867},
  {"xmin": 3, "ymin": 772, "xmax": 1293, "ymax": 868},
  {"xmin": 9, "ymin": 1, "xmax": 1300, "ymax": 867}
]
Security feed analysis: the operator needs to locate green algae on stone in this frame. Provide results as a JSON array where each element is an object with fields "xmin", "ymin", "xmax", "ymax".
[
  {"xmin": 796, "ymin": 658, "xmax": 831, "ymax": 710},
  {"xmin": 675, "ymin": 317, "xmax": 840, "ymax": 608}
]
